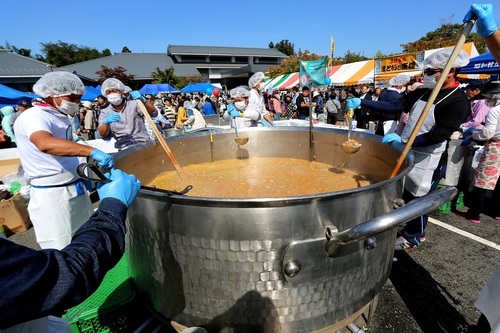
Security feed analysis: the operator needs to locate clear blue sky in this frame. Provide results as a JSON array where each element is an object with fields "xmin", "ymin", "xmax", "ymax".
[{"xmin": 5, "ymin": 1, "xmax": 498, "ymax": 59}]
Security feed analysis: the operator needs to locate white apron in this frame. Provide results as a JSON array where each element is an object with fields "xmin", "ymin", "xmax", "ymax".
[
  {"xmin": 383, "ymin": 120, "xmax": 398, "ymax": 135},
  {"xmin": 475, "ymin": 264, "xmax": 500, "ymax": 332},
  {"xmin": 401, "ymin": 89, "xmax": 457, "ymax": 197},
  {"xmin": 28, "ymin": 170, "xmax": 93, "ymax": 250}
]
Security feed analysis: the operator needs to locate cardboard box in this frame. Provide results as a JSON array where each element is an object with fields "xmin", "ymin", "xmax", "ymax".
[
  {"xmin": 0, "ymin": 158, "xmax": 21, "ymax": 178},
  {"xmin": 0, "ymin": 194, "xmax": 30, "ymax": 235}
]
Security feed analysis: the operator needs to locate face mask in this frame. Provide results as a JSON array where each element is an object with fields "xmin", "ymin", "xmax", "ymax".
[
  {"xmin": 234, "ymin": 101, "xmax": 247, "ymax": 111},
  {"xmin": 258, "ymin": 83, "xmax": 266, "ymax": 92},
  {"xmin": 397, "ymin": 87, "xmax": 406, "ymax": 94},
  {"xmin": 107, "ymin": 93, "xmax": 123, "ymax": 105},
  {"xmin": 423, "ymin": 75, "xmax": 437, "ymax": 89},
  {"xmin": 55, "ymin": 98, "xmax": 79, "ymax": 115}
]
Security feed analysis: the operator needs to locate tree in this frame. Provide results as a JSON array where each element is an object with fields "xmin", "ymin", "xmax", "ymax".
[
  {"xmin": 268, "ymin": 42, "xmax": 275, "ymax": 49},
  {"xmin": 95, "ymin": 65, "xmax": 135, "ymax": 85},
  {"xmin": 175, "ymin": 74, "xmax": 205, "ymax": 89},
  {"xmin": 401, "ymin": 22, "xmax": 487, "ymax": 54},
  {"xmin": 151, "ymin": 67, "xmax": 178, "ymax": 84},
  {"xmin": 274, "ymin": 39, "xmax": 295, "ymax": 56},
  {"xmin": 267, "ymin": 50, "xmax": 323, "ymax": 78},
  {"xmin": 121, "ymin": 46, "xmax": 132, "ymax": 53},
  {"xmin": 343, "ymin": 50, "xmax": 368, "ymax": 63},
  {"xmin": 3, "ymin": 42, "xmax": 32, "ymax": 58},
  {"xmin": 41, "ymin": 41, "xmax": 109, "ymax": 67}
]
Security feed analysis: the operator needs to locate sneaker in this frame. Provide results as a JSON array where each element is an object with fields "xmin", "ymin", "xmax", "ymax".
[
  {"xmin": 395, "ymin": 236, "xmax": 417, "ymax": 251},
  {"xmin": 455, "ymin": 211, "xmax": 480, "ymax": 224},
  {"xmin": 438, "ymin": 317, "xmax": 473, "ymax": 332}
]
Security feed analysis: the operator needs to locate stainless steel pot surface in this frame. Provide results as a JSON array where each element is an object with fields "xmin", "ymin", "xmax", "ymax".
[{"xmin": 114, "ymin": 126, "xmax": 441, "ymax": 332}]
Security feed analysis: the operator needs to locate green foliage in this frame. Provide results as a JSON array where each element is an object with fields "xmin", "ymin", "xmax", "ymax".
[
  {"xmin": 343, "ymin": 50, "xmax": 368, "ymax": 63},
  {"xmin": 95, "ymin": 65, "xmax": 135, "ymax": 85},
  {"xmin": 267, "ymin": 50, "xmax": 323, "ymax": 78},
  {"xmin": 121, "ymin": 46, "xmax": 132, "ymax": 53},
  {"xmin": 175, "ymin": 74, "xmax": 205, "ymax": 89},
  {"xmin": 269, "ymin": 39, "xmax": 295, "ymax": 56},
  {"xmin": 401, "ymin": 23, "xmax": 487, "ymax": 54},
  {"xmin": 151, "ymin": 67, "xmax": 177, "ymax": 84},
  {"xmin": 150, "ymin": 66, "xmax": 204, "ymax": 88},
  {"xmin": 40, "ymin": 41, "xmax": 110, "ymax": 67}
]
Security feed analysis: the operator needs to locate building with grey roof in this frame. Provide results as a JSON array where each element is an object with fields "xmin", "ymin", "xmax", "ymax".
[{"xmin": 0, "ymin": 45, "xmax": 287, "ymax": 92}]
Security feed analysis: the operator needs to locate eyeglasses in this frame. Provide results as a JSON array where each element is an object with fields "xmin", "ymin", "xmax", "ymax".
[{"xmin": 424, "ymin": 68, "xmax": 443, "ymax": 76}]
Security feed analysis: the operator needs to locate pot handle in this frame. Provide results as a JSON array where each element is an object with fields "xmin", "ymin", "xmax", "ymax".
[{"xmin": 324, "ymin": 186, "xmax": 457, "ymax": 257}]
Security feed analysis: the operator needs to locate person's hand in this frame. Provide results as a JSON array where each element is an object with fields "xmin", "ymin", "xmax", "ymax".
[
  {"xmin": 382, "ymin": 133, "xmax": 402, "ymax": 145},
  {"xmin": 104, "ymin": 113, "xmax": 121, "ymax": 124},
  {"xmin": 460, "ymin": 137, "xmax": 473, "ymax": 146},
  {"xmin": 346, "ymin": 98, "xmax": 361, "ymax": 111},
  {"xmin": 97, "ymin": 169, "xmax": 141, "ymax": 208},
  {"xmin": 90, "ymin": 149, "xmax": 115, "ymax": 169},
  {"xmin": 464, "ymin": 4, "xmax": 498, "ymax": 38},
  {"xmin": 130, "ymin": 91, "xmax": 146, "ymax": 103},
  {"xmin": 463, "ymin": 126, "xmax": 475, "ymax": 138},
  {"xmin": 229, "ymin": 109, "xmax": 243, "ymax": 118}
]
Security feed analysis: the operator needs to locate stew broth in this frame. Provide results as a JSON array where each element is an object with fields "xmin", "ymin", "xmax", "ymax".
[{"xmin": 149, "ymin": 157, "xmax": 373, "ymax": 198}]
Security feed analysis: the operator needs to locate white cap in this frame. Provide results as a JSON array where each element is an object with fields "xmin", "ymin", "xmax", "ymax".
[
  {"xmin": 82, "ymin": 101, "xmax": 93, "ymax": 109},
  {"xmin": 421, "ymin": 49, "xmax": 470, "ymax": 70},
  {"xmin": 33, "ymin": 71, "xmax": 86, "ymax": 98},
  {"xmin": 230, "ymin": 86, "xmax": 251, "ymax": 98},
  {"xmin": 101, "ymin": 78, "xmax": 125, "ymax": 96},
  {"xmin": 313, "ymin": 91, "xmax": 320, "ymax": 97},
  {"xmin": 248, "ymin": 72, "xmax": 265, "ymax": 88},
  {"xmin": 389, "ymin": 74, "xmax": 411, "ymax": 87}
]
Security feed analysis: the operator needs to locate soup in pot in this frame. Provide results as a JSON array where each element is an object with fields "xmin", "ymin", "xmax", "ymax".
[{"xmin": 149, "ymin": 157, "xmax": 373, "ymax": 198}]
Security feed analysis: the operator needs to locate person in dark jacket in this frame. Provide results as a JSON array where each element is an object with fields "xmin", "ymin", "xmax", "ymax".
[
  {"xmin": 347, "ymin": 49, "xmax": 471, "ymax": 251},
  {"xmin": 376, "ymin": 74, "xmax": 411, "ymax": 135},
  {"xmin": 0, "ymin": 169, "xmax": 141, "ymax": 330}
]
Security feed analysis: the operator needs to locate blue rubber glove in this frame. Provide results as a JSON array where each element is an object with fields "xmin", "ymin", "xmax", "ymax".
[
  {"xmin": 463, "ymin": 4, "xmax": 498, "ymax": 38},
  {"xmin": 382, "ymin": 133, "xmax": 402, "ymax": 145},
  {"xmin": 229, "ymin": 109, "xmax": 243, "ymax": 118},
  {"xmin": 97, "ymin": 169, "xmax": 141, "ymax": 208},
  {"xmin": 104, "ymin": 113, "xmax": 121, "ymax": 124},
  {"xmin": 130, "ymin": 91, "xmax": 146, "ymax": 103},
  {"xmin": 463, "ymin": 126, "xmax": 475, "ymax": 138},
  {"xmin": 460, "ymin": 137, "xmax": 473, "ymax": 146},
  {"xmin": 261, "ymin": 119, "xmax": 273, "ymax": 127},
  {"xmin": 346, "ymin": 98, "xmax": 361, "ymax": 111},
  {"xmin": 90, "ymin": 149, "xmax": 115, "ymax": 169}
]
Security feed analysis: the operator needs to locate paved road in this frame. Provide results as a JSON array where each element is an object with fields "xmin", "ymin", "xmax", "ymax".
[{"xmin": 9, "ymin": 196, "xmax": 500, "ymax": 332}]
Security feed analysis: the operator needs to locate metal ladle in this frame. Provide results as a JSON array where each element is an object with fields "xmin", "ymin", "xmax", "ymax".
[
  {"xmin": 233, "ymin": 119, "xmax": 249, "ymax": 146},
  {"xmin": 341, "ymin": 108, "xmax": 362, "ymax": 154}
]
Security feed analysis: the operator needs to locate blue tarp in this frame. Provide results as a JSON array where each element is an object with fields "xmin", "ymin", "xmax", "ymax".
[
  {"xmin": 180, "ymin": 82, "xmax": 220, "ymax": 93},
  {"xmin": 139, "ymin": 83, "xmax": 179, "ymax": 95},
  {"xmin": 460, "ymin": 52, "xmax": 500, "ymax": 74},
  {"xmin": 0, "ymin": 84, "xmax": 39, "ymax": 108},
  {"xmin": 81, "ymin": 86, "xmax": 101, "ymax": 101}
]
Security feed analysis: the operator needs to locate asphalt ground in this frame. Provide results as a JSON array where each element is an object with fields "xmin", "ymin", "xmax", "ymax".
[{"xmin": 8, "ymin": 193, "xmax": 500, "ymax": 333}]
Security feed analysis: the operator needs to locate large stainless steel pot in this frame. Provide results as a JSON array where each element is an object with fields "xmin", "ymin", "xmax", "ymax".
[{"xmin": 114, "ymin": 126, "xmax": 455, "ymax": 332}]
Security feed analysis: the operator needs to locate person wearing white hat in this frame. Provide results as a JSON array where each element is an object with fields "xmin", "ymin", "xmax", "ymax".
[
  {"xmin": 347, "ymin": 48, "xmax": 471, "ymax": 251},
  {"xmin": 438, "ymin": 5, "xmax": 500, "ymax": 333},
  {"xmin": 14, "ymin": 71, "xmax": 115, "ymax": 251},
  {"xmin": 375, "ymin": 73, "xmax": 411, "ymax": 135},
  {"xmin": 228, "ymin": 72, "xmax": 274, "ymax": 127},
  {"xmin": 97, "ymin": 78, "xmax": 156, "ymax": 149}
]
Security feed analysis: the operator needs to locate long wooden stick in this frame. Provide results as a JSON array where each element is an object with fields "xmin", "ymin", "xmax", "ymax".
[
  {"xmin": 390, "ymin": 16, "xmax": 476, "ymax": 178},
  {"xmin": 137, "ymin": 99, "xmax": 187, "ymax": 180}
]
